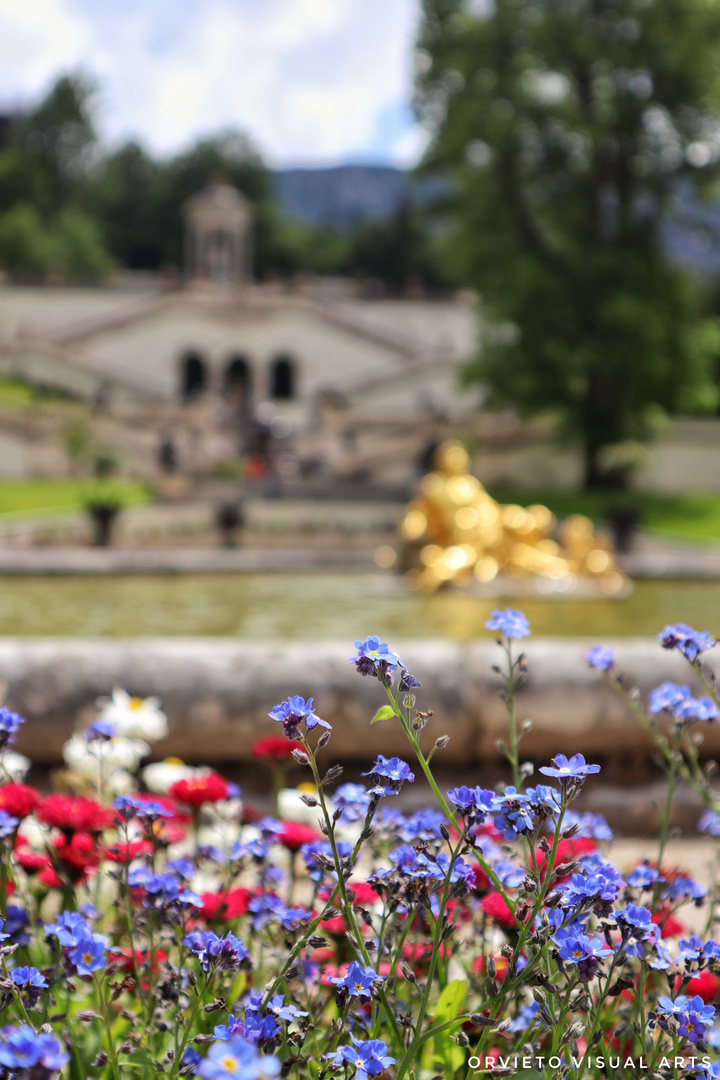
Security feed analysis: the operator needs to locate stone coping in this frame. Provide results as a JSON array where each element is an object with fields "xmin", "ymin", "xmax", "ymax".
[
  {"xmin": 0, "ymin": 545, "xmax": 717, "ymax": 577},
  {"xmin": 4, "ymin": 638, "xmax": 718, "ymax": 771}
]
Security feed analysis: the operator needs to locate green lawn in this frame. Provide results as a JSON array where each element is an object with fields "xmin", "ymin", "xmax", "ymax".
[
  {"xmin": 0, "ymin": 479, "xmax": 151, "ymax": 517},
  {"xmin": 486, "ymin": 487, "xmax": 720, "ymax": 543},
  {"xmin": 0, "ymin": 379, "xmax": 38, "ymax": 407},
  {"xmin": 0, "ymin": 378, "xmax": 86, "ymax": 410}
]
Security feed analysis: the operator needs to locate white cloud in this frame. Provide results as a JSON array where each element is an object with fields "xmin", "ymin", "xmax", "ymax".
[
  {"xmin": 392, "ymin": 123, "xmax": 432, "ymax": 167},
  {"xmin": 0, "ymin": 0, "xmax": 427, "ymax": 167},
  {"xmin": 0, "ymin": 0, "xmax": 90, "ymax": 100}
]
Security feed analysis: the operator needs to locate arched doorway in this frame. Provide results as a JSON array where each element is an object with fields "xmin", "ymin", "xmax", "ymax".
[
  {"xmin": 270, "ymin": 355, "xmax": 296, "ymax": 400},
  {"xmin": 224, "ymin": 355, "xmax": 252, "ymax": 410},
  {"xmin": 180, "ymin": 352, "xmax": 208, "ymax": 400}
]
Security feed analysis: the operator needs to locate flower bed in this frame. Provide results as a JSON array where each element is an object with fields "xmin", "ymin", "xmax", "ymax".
[{"xmin": 0, "ymin": 619, "xmax": 717, "ymax": 1078}]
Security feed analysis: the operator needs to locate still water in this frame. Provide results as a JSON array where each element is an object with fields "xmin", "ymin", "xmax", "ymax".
[{"xmin": 0, "ymin": 573, "xmax": 717, "ymax": 638}]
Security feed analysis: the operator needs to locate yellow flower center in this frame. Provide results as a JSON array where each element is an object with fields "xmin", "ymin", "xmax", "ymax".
[{"xmin": 130, "ymin": 698, "xmax": 143, "ymax": 710}]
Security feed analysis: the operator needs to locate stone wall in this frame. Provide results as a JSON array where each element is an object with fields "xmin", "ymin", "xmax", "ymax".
[
  {"xmin": 2, "ymin": 638, "xmax": 716, "ymax": 774},
  {"xmin": 471, "ymin": 416, "xmax": 720, "ymax": 495}
]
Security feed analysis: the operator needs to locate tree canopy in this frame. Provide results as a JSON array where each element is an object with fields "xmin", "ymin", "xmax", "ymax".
[
  {"xmin": 0, "ymin": 73, "xmax": 450, "ymax": 293},
  {"xmin": 415, "ymin": 0, "xmax": 720, "ymax": 485}
]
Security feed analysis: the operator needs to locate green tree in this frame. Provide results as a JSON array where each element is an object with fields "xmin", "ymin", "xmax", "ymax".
[
  {"xmin": 0, "ymin": 73, "xmax": 111, "ymax": 281},
  {"xmin": 415, "ymin": 0, "xmax": 720, "ymax": 487},
  {"xmin": 89, "ymin": 142, "xmax": 164, "ymax": 270},
  {"xmin": 0, "ymin": 205, "xmax": 54, "ymax": 278},
  {"xmin": 52, "ymin": 209, "xmax": 110, "ymax": 280},
  {"xmin": 5, "ymin": 73, "xmax": 97, "ymax": 216},
  {"xmin": 349, "ymin": 203, "xmax": 454, "ymax": 291}
]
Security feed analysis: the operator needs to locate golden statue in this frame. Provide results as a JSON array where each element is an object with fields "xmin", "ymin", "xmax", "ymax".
[{"xmin": 391, "ymin": 440, "xmax": 628, "ymax": 595}]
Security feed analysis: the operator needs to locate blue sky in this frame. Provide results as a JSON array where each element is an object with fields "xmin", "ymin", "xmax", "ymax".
[{"xmin": 0, "ymin": 0, "xmax": 429, "ymax": 167}]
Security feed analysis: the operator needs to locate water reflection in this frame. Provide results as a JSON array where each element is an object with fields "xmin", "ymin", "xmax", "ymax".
[{"xmin": 0, "ymin": 573, "xmax": 717, "ymax": 638}]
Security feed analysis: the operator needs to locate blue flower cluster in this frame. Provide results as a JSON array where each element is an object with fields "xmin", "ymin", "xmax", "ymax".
[
  {"xmin": 268, "ymin": 695, "xmax": 331, "ymax": 740},
  {"xmin": 213, "ymin": 992, "xmax": 307, "ymax": 1045},
  {"xmin": 485, "ymin": 609, "xmax": 531, "ymax": 639},
  {"xmin": 197, "ymin": 1039, "xmax": 280, "ymax": 1080},
  {"xmin": 128, "ymin": 867, "xmax": 203, "ymax": 909},
  {"xmin": 333, "ymin": 782, "xmax": 371, "ymax": 822},
  {"xmin": 0, "ymin": 706, "xmax": 24, "ymax": 749},
  {"xmin": 362, "ymin": 755, "xmax": 414, "ymax": 796},
  {"xmin": 447, "ymin": 785, "xmax": 496, "ymax": 821},
  {"xmin": 0, "ymin": 1027, "xmax": 68, "ymax": 1075},
  {"xmin": 559, "ymin": 858, "xmax": 624, "ymax": 908},
  {"xmin": 659, "ymin": 623, "xmax": 716, "ymax": 661},
  {"xmin": 325, "ymin": 1036, "xmax": 395, "ymax": 1079},
  {"xmin": 183, "ymin": 930, "xmax": 249, "ymax": 972},
  {"xmin": 114, "ymin": 793, "xmax": 173, "ymax": 823},
  {"xmin": 45, "ymin": 911, "xmax": 108, "ymax": 975},
  {"xmin": 330, "ymin": 961, "xmax": 382, "ymax": 1000},
  {"xmin": 648, "ymin": 681, "xmax": 719, "ymax": 722},
  {"xmin": 554, "ymin": 928, "xmax": 612, "ymax": 982},
  {"xmin": 584, "ymin": 645, "xmax": 615, "ymax": 671},
  {"xmin": 349, "ymin": 636, "xmax": 402, "ymax": 679},
  {"xmin": 654, "ymin": 995, "xmax": 716, "ymax": 1044},
  {"xmin": 491, "ymin": 785, "xmax": 561, "ymax": 841}
]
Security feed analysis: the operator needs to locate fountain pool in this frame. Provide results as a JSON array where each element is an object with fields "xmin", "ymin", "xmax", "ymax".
[{"xmin": 0, "ymin": 572, "xmax": 718, "ymax": 638}]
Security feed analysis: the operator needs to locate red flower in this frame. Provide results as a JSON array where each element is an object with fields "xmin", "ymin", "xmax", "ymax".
[
  {"xmin": 36, "ymin": 831, "xmax": 102, "ymax": 888},
  {"xmin": 110, "ymin": 948, "xmax": 167, "ymax": 975},
  {"xmin": 200, "ymin": 887, "xmax": 252, "ymax": 921},
  {"xmin": 108, "ymin": 948, "xmax": 167, "ymax": 992},
  {"xmin": 277, "ymin": 821, "xmax": 322, "ymax": 851},
  {"xmin": 104, "ymin": 840, "xmax": 153, "ymax": 864},
  {"xmin": 652, "ymin": 908, "xmax": 685, "ymax": 938},
  {"xmin": 686, "ymin": 969, "xmax": 720, "ymax": 1003},
  {"xmin": 480, "ymin": 891, "xmax": 519, "ymax": 929},
  {"xmin": 169, "ymin": 773, "xmax": 232, "ymax": 808},
  {"xmin": 14, "ymin": 844, "xmax": 49, "ymax": 874},
  {"xmin": 38, "ymin": 866, "xmax": 63, "ymax": 890},
  {"xmin": 251, "ymin": 737, "xmax": 304, "ymax": 761},
  {"xmin": 320, "ymin": 915, "xmax": 348, "ymax": 936},
  {"xmin": 156, "ymin": 821, "xmax": 188, "ymax": 846},
  {"xmin": 470, "ymin": 861, "xmax": 490, "ymax": 892},
  {"xmin": 472, "ymin": 954, "xmax": 510, "ymax": 980},
  {"xmin": 38, "ymin": 795, "xmax": 115, "ymax": 834},
  {"xmin": 402, "ymin": 940, "xmax": 452, "ymax": 972},
  {"xmin": 347, "ymin": 881, "xmax": 382, "ymax": 907},
  {"xmin": 53, "ymin": 831, "xmax": 102, "ymax": 878},
  {"xmin": 0, "ymin": 784, "xmax": 41, "ymax": 820},
  {"xmin": 535, "ymin": 837, "xmax": 597, "ymax": 882},
  {"xmin": 446, "ymin": 896, "xmax": 473, "ymax": 925}
]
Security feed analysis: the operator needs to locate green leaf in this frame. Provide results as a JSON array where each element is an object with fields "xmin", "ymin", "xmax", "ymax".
[
  {"xmin": 371, "ymin": 705, "xmax": 396, "ymax": 723},
  {"xmin": 123, "ymin": 1050, "xmax": 155, "ymax": 1068},
  {"xmin": 427, "ymin": 979, "xmax": 469, "ymax": 1075},
  {"xmin": 434, "ymin": 979, "xmax": 469, "ymax": 1025}
]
